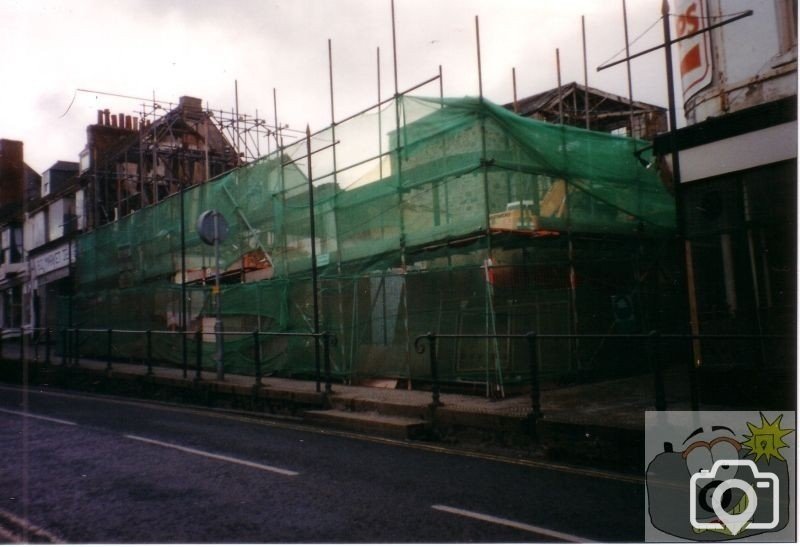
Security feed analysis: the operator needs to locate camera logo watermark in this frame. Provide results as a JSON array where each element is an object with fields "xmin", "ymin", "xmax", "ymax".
[
  {"xmin": 690, "ymin": 460, "xmax": 778, "ymax": 535},
  {"xmin": 645, "ymin": 411, "xmax": 795, "ymax": 542}
]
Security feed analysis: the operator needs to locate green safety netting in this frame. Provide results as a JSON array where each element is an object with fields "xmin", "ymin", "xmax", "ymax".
[{"xmin": 65, "ymin": 95, "xmax": 682, "ymax": 388}]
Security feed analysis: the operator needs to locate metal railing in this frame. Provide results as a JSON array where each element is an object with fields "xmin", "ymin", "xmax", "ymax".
[
  {"xmin": 0, "ymin": 326, "xmax": 337, "ymax": 394},
  {"xmin": 2, "ymin": 326, "xmax": 791, "ymax": 418},
  {"xmin": 414, "ymin": 331, "xmax": 793, "ymax": 419}
]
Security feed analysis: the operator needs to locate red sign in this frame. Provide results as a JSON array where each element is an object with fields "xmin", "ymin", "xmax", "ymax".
[{"xmin": 675, "ymin": 0, "xmax": 713, "ymax": 100}]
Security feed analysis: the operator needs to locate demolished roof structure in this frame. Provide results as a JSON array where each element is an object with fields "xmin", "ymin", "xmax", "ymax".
[{"xmin": 507, "ymin": 82, "xmax": 668, "ymax": 140}]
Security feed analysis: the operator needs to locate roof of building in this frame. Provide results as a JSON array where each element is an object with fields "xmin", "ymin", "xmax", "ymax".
[
  {"xmin": 46, "ymin": 160, "xmax": 79, "ymax": 173},
  {"xmin": 507, "ymin": 82, "xmax": 666, "ymax": 118}
]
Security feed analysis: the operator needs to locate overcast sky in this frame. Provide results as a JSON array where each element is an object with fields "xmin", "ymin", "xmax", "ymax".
[{"xmin": 1, "ymin": 0, "xmax": 676, "ymax": 173}]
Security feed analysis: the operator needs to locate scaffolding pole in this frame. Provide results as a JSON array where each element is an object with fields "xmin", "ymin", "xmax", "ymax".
[
  {"xmin": 556, "ymin": 49, "xmax": 564, "ymax": 124},
  {"xmin": 377, "ymin": 47, "xmax": 384, "ymax": 180},
  {"xmin": 475, "ymin": 14, "xmax": 503, "ymax": 398},
  {"xmin": 329, "ymin": 37, "xmax": 347, "ymax": 379},
  {"xmin": 582, "ymin": 15, "xmax": 590, "ymax": 130},
  {"xmin": 390, "ymin": 0, "xmax": 413, "ymax": 388},
  {"xmin": 305, "ymin": 126, "xmax": 322, "ymax": 391},
  {"xmin": 512, "ymin": 67, "xmax": 518, "ymax": 113},
  {"xmin": 622, "ymin": 0, "xmax": 635, "ymax": 135}
]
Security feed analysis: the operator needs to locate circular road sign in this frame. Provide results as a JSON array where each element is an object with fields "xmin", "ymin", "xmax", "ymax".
[{"xmin": 196, "ymin": 210, "xmax": 229, "ymax": 245}]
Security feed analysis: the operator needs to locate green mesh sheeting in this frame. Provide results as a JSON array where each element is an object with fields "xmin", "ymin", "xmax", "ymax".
[{"xmin": 64, "ymin": 95, "xmax": 682, "ymax": 386}]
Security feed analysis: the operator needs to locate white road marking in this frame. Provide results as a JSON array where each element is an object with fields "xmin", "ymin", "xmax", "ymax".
[
  {"xmin": 431, "ymin": 504, "xmax": 594, "ymax": 543},
  {"xmin": 0, "ymin": 384, "xmax": 643, "ymax": 485},
  {"xmin": 0, "ymin": 507, "xmax": 65, "ymax": 544},
  {"xmin": 124, "ymin": 434, "xmax": 299, "ymax": 476},
  {"xmin": 0, "ymin": 408, "xmax": 77, "ymax": 426}
]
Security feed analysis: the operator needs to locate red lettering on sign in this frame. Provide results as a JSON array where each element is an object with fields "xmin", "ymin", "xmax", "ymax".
[
  {"xmin": 676, "ymin": 0, "xmax": 712, "ymax": 98},
  {"xmin": 680, "ymin": 44, "xmax": 701, "ymax": 75},
  {"xmin": 677, "ymin": 3, "xmax": 699, "ymax": 37}
]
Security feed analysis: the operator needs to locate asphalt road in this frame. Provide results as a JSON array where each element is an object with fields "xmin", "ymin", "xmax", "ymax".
[{"xmin": 0, "ymin": 383, "xmax": 645, "ymax": 543}]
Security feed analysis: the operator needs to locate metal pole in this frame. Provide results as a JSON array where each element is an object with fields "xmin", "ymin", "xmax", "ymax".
[
  {"xmin": 195, "ymin": 329, "xmax": 203, "ymax": 380},
  {"xmin": 622, "ymin": 0, "xmax": 635, "ymax": 135},
  {"xmin": 663, "ymin": 3, "xmax": 680, "ymax": 169},
  {"xmin": 323, "ymin": 332, "xmax": 332, "ymax": 395},
  {"xmin": 146, "ymin": 329, "xmax": 153, "ymax": 376},
  {"xmin": 328, "ymin": 39, "xmax": 336, "ymax": 125},
  {"xmin": 688, "ymin": 347, "xmax": 700, "ymax": 411},
  {"xmin": 391, "ymin": 0, "xmax": 413, "ymax": 389},
  {"xmin": 67, "ymin": 238, "xmax": 73, "ymax": 344},
  {"xmin": 255, "ymin": 108, "xmax": 261, "ymax": 157},
  {"xmin": 213, "ymin": 214, "xmax": 224, "ymax": 380},
  {"xmin": 106, "ymin": 328, "xmax": 112, "ymax": 372},
  {"xmin": 180, "ymin": 176, "xmax": 188, "ymax": 379},
  {"xmin": 273, "ymin": 87, "xmax": 290, "ymax": 282},
  {"xmin": 427, "ymin": 333, "xmax": 441, "ymax": 407},
  {"xmin": 582, "ymin": 15, "xmax": 590, "ymax": 130},
  {"xmin": 151, "ymin": 91, "xmax": 158, "ymax": 204},
  {"xmin": 438, "ymin": 64, "xmax": 444, "ymax": 102},
  {"xmin": 377, "ymin": 47, "xmax": 384, "ymax": 180},
  {"xmin": 204, "ymin": 109, "xmax": 211, "ymax": 181},
  {"xmin": 272, "ymin": 88, "xmax": 280, "ymax": 152},
  {"xmin": 391, "ymin": 0, "xmax": 399, "ymax": 96},
  {"xmin": 526, "ymin": 332, "xmax": 542, "ymax": 419},
  {"xmin": 305, "ymin": 126, "xmax": 322, "ymax": 392},
  {"xmin": 253, "ymin": 329, "xmax": 262, "ymax": 387},
  {"xmin": 328, "ymin": 36, "xmax": 344, "ymax": 282},
  {"xmin": 661, "ymin": 0, "xmax": 702, "ymax": 369},
  {"xmin": 649, "ymin": 331, "xmax": 666, "ymax": 410},
  {"xmin": 45, "ymin": 327, "xmax": 51, "ymax": 366},
  {"xmin": 512, "ymin": 67, "xmax": 518, "ymax": 113},
  {"xmin": 235, "ymin": 80, "xmax": 241, "ymax": 159},
  {"xmin": 475, "ymin": 15, "xmax": 483, "ymax": 98},
  {"xmin": 61, "ymin": 328, "xmax": 66, "ymax": 366},
  {"xmin": 328, "ymin": 37, "xmax": 340, "ymax": 199},
  {"xmin": 475, "ymin": 13, "xmax": 499, "ymax": 397},
  {"xmin": 73, "ymin": 327, "xmax": 79, "ymax": 366},
  {"xmin": 556, "ymin": 49, "xmax": 563, "ymax": 124},
  {"xmin": 181, "ymin": 330, "xmax": 188, "ymax": 378}
]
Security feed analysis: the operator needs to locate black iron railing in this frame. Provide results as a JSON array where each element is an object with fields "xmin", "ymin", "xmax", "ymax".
[
  {"xmin": 1, "ymin": 326, "xmax": 337, "ymax": 394},
  {"xmin": 1, "ymin": 327, "xmax": 790, "ymax": 417},
  {"xmin": 414, "ymin": 331, "xmax": 793, "ymax": 419}
]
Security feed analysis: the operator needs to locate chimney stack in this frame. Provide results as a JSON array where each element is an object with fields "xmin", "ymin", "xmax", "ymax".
[
  {"xmin": 97, "ymin": 110, "xmax": 104, "ymax": 125},
  {"xmin": 179, "ymin": 96, "xmax": 203, "ymax": 116},
  {"xmin": 0, "ymin": 139, "xmax": 25, "ymax": 217},
  {"xmin": 103, "ymin": 109, "xmax": 111, "ymax": 125}
]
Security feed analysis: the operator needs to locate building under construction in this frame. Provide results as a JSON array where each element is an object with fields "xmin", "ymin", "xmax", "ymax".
[
  {"xmin": 64, "ymin": 88, "xmax": 683, "ymax": 395},
  {"xmin": 78, "ymin": 96, "xmax": 252, "ymax": 228}
]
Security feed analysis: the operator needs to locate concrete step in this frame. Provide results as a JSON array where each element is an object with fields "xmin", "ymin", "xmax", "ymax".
[
  {"xmin": 304, "ymin": 409, "xmax": 428, "ymax": 440},
  {"xmin": 328, "ymin": 394, "xmax": 431, "ymax": 420}
]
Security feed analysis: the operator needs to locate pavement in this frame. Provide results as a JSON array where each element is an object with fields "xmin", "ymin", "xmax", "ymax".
[{"xmin": 0, "ymin": 342, "xmax": 701, "ymax": 473}]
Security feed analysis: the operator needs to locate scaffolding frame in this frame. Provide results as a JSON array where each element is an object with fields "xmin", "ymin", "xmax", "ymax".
[{"xmin": 62, "ymin": 3, "xmax": 682, "ymax": 395}]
